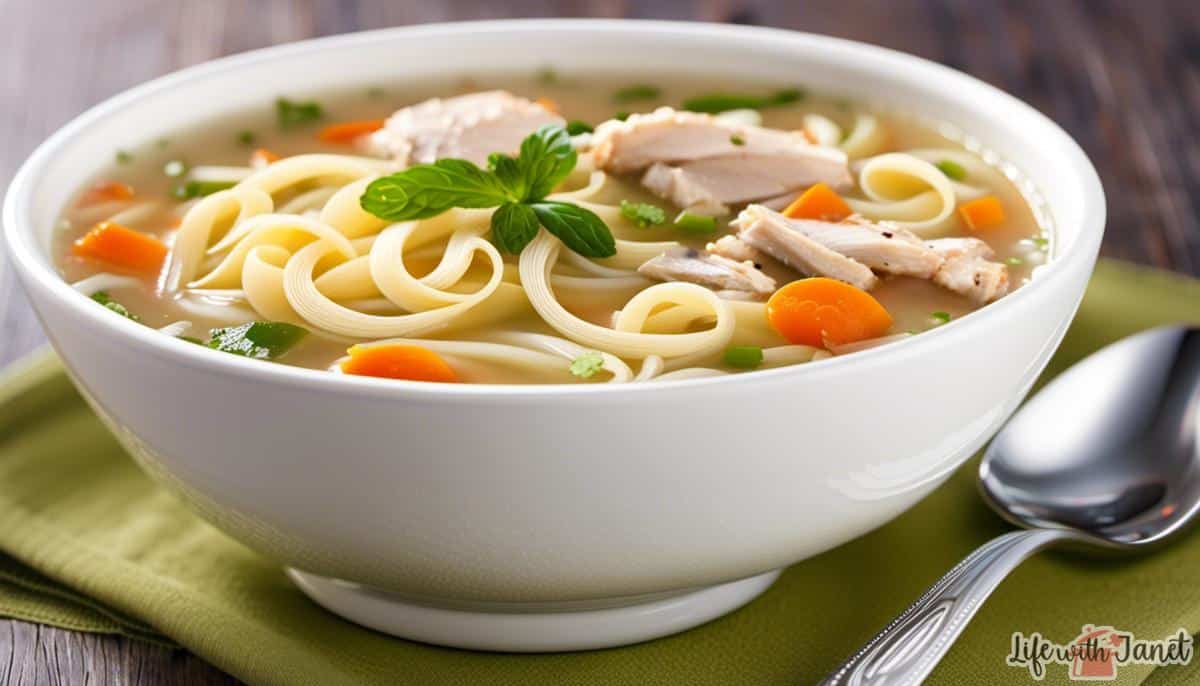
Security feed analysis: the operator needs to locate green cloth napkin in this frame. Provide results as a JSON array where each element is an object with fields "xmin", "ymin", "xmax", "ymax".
[{"xmin": 1, "ymin": 259, "xmax": 1198, "ymax": 686}]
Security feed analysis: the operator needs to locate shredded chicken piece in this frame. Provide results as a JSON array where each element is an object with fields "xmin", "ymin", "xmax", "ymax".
[
  {"xmin": 641, "ymin": 163, "xmax": 730, "ymax": 216},
  {"xmin": 926, "ymin": 238, "xmax": 1010, "ymax": 303},
  {"xmin": 637, "ymin": 246, "xmax": 776, "ymax": 296},
  {"xmin": 361, "ymin": 90, "xmax": 563, "ymax": 166},
  {"xmin": 732, "ymin": 205, "xmax": 878, "ymax": 290},
  {"xmin": 592, "ymin": 108, "xmax": 852, "ymax": 214},
  {"xmin": 784, "ymin": 215, "xmax": 944, "ymax": 279},
  {"xmin": 706, "ymin": 235, "xmax": 765, "ymax": 264}
]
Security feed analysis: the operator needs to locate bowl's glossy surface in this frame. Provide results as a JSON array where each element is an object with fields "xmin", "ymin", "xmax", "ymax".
[{"xmin": 3, "ymin": 20, "xmax": 1104, "ymax": 650}]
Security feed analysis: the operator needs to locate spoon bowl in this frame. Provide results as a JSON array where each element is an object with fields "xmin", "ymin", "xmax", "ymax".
[
  {"xmin": 823, "ymin": 326, "xmax": 1200, "ymax": 685},
  {"xmin": 981, "ymin": 326, "xmax": 1200, "ymax": 548}
]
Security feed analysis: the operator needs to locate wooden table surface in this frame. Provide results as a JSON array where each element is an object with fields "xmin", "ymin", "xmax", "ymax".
[{"xmin": 1, "ymin": 0, "xmax": 1197, "ymax": 683}]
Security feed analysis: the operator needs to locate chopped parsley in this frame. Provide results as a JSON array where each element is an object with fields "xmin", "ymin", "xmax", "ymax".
[
  {"xmin": 935, "ymin": 160, "xmax": 967, "ymax": 181},
  {"xmin": 207, "ymin": 321, "xmax": 308, "ymax": 360},
  {"xmin": 91, "ymin": 291, "xmax": 139, "ymax": 321},
  {"xmin": 730, "ymin": 134, "xmax": 745, "ymax": 146},
  {"xmin": 681, "ymin": 88, "xmax": 805, "ymax": 114},
  {"xmin": 620, "ymin": 200, "xmax": 666, "ymax": 228},
  {"xmin": 566, "ymin": 120, "xmax": 594, "ymax": 136},
  {"xmin": 1005, "ymin": 256, "xmax": 1024, "ymax": 266},
  {"xmin": 569, "ymin": 351, "xmax": 605, "ymax": 379},
  {"xmin": 536, "ymin": 67, "xmax": 559, "ymax": 85},
  {"xmin": 1031, "ymin": 236, "xmax": 1049, "ymax": 249},
  {"xmin": 366, "ymin": 86, "xmax": 385, "ymax": 99},
  {"xmin": 930, "ymin": 311, "xmax": 951, "ymax": 325},
  {"xmin": 236, "ymin": 130, "xmax": 257, "ymax": 146},
  {"xmin": 115, "ymin": 150, "xmax": 133, "ymax": 164},
  {"xmin": 172, "ymin": 180, "xmax": 237, "ymax": 200},
  {"xmin": 275, "ymin": 97, "xmax": 324, "ymax": 129},
  {"xmin": 613, "ymin": 84, "xmax": 661, "ymax": 103},
  {"xmin": 614, "ymin": 111, "xmax": 631, "ymax": 121}
]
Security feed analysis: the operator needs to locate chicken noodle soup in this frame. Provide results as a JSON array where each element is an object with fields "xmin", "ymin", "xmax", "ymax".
[{"xmin": 55, "ymin": 74, "xmax": 1050, "ymax": 384}]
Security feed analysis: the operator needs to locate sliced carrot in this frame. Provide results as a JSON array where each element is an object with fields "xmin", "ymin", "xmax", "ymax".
[
  {"xmin": 316, "ymin": 119, "xmax": 386, "ymax": 145},
  {"xmin": 78, "ymin": 181, "xmax": 135, "ymax": 207},
  {"xmin": 782, "ymin": 183, "xmax": 852, "ymax": 222},
  {"xmin": 959, "ymin": 195, "xmax": 1006, "ymax": 231},
  {"xmin": 72, "ymin": 222, "xmax": 168, "ymax": 274},
  {"xmin": 799, "ymin": 128, "xmax": 818, "ymax": 145},
  {"xmin": 766, "ymin": 277, "xmax": 893, "ymax": 347},
  {"xmin": 249, "ymin": 148, "xmax": 281, "ymax": 167},
  {"xmin": 340, "ymin": 344, "xmax": 458, "ymax": 383},
  {"xmin": 535, "ymin": 96, "xmax": 559, "ymax": 113}
]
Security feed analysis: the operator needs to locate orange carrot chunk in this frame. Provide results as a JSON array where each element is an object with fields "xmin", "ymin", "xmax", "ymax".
[
  {"xmin": 959, "ymin": 195, "xmax": 1006, "ymax": 231},
  {"xmin": 316, "ymin": 119, "xmax": 386, "ymax": 145},
  {"xmin": 535, "ymin": 96, "xmax": 559, "ymax": 113},
  {"xmin": 249, "ymin": 148, "xmax": 281, "ymax": 167},
  {"xmin": 766, "ymin": 277, "xmax": 893, "ymax": 347},
  {"xmin": 72, "ymin": 222, "xmax": 168, "ymax": 274},
  {"xmin": 340, "ymin": 344, "xmax": 458, "ymax": 383},
  {"xmin": 782, "ymin": 183, "xmax": 852, "ymax": 222},
  {"xmin": 78, "ymin": 181, "xmax": 135, "ymax": 207}
]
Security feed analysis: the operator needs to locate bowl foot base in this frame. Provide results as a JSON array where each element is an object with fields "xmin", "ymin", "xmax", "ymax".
[{"xmin": 287, "ymin": 568, "xmax": 781, "ymax": 652}]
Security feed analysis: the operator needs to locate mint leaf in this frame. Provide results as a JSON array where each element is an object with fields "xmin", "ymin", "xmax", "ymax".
[
  {"xmin": 682, "ymin": 88, "xmax": 805, "ymax": 114},
  {"xmin": 569, "ymin": 351, "xmax": 605, "ymax": 378},
  {"xmin": 208, "ymin": 322, "xmax": 308, "ymax": 360},
  {"xmin": 516, "ymin": 125, "xmax": 577, "ymax": 201},
  {"xmin": 491, "ymin": 202, "xmax": 540, "ymax": 254},
  {"xmin": 361, "ymin": 159, "xmax": 513, "ymax": 221},
  {"xmin": 531, "ymin": 202, "xmax": 615, "ymax": 258},
  {"xmin": 357, "ymin": 126, "xmax": 609, "ymax": 259},
  {"xmin": 488, "ymin": 153, "xmax": 528, "ymax": 201},
  {"xmin": 276, "ymin": 97, "xmax": 323, "ymax": 128},
  {"xmin": 619, "ymin": 200, "xmax": 666, "ymax": 228},
  {"xmin": 91, "ymin": 291, "xmax": 139, "ymax": 321}
]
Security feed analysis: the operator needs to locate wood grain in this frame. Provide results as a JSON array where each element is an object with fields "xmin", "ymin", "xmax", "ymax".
[{"xmin": 0, "ymin": 1, "xmax": 1196, "ymax": 683}]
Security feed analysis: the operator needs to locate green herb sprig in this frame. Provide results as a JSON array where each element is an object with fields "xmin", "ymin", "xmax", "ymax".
[
  {"xmin": 91, "ymin": 291, "xmax": 139, "ymax": 321},
  {"xmin": 620, "ymin": 200, "xmax": 666, "ymax": 228},
  {"xmin": 360, "ymin": 125, "xmax": 615, "ymax": 258}
]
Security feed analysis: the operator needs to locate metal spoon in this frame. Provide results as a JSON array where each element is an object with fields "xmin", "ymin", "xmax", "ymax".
[{"xmin": 820, "ymin": 326, "xmax": 1200, "ymax": 686}]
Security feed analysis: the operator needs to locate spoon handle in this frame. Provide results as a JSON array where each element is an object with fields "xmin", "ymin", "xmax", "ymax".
[{"xmin": 818, "ymin": 528, "xmax": 1076, "ymax": 686}]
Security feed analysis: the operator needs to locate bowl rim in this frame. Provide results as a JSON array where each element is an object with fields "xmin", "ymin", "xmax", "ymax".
[{"xmin": 2, "ymin": 19, "xmax": 1106, "ymax": 399}]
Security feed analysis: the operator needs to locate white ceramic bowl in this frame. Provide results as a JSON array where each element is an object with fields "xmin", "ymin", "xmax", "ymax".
[{"xmin": 3, "ymin": 20, "xmax": 1104, "ymax": 652}]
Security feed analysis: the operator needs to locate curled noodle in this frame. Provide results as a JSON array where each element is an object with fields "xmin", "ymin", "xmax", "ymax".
[{"xmin": 519, "ymin": 230, "xmax": 735, "ymax": 359}]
